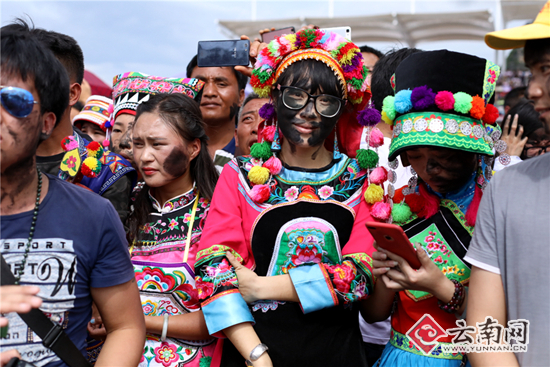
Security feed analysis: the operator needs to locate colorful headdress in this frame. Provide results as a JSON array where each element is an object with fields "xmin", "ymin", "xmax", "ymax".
[
  {"xmin": 251, "ymin": 29, "xmax": 369, "ymax": 105},
  {"xmin": 112, "ymin": 72, "xmax": 205, "ymax": 119},
  {"xmin": 382, "ymin": 50, "xmax": 501, "ymax": 162},
  {"xmin": 72, "ymin": 95, "xmax": 113, "ymax": 130}
]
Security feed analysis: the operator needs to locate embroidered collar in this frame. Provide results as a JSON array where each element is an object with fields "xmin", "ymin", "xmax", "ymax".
[{"xmin": 149, "ymin": 185, "xmax": 196, "ymax": 214}]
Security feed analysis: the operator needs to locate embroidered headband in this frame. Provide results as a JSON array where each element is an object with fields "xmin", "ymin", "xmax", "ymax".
[
  {"xmin": 251, "ymin": 29, "xmax": 369, "ymax": 105},
  {"xmin": 112, "ymin": 72, "xmax": 205, "ymax": 119}
]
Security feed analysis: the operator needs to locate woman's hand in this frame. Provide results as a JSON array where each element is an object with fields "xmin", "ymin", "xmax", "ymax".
[
  {"xmin": 87, "ymin": 314, "xmax": 107, "ymax": 340},
  {"xmin": 502, "ymin": 114, "xmax": 528, "ymax": 157},
  {"xmin": 226, "ymin": 251, "xmax": 262, "ymax": 304},
  {"xmin": 234, "ymin": 35, "xmax": 268, "ymax": 78},
  {"xmin": 371, "ymin": 241, "xmax": 399, "ymax": 277},
  {"xmin": 377, "ymin": 243, "xmax": 455, "ymax": 302}
]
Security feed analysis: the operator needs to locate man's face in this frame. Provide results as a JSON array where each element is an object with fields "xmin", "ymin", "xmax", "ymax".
[
  {"xmin": 527, "ymin": 53, "xmax": 550, "ymax": 129},
  {"xmin": 361, "ymin": 52, "xmax": 379, "ymax": 84},
  {"xmin": 235, "ymin": 98, "xmax": 269, "ymax": 155},
  {"xmin": 190, "ymin": 66, "xmax": 243, "ymax": 126},
  {"xmin": 0, "ymin": 75, "xmax": 48, "ymax": 174}
]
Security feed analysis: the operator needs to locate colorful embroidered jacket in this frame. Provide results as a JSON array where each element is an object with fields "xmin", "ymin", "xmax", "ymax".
[
  {"xmin": 386, "ymin": 175, "xmax": 476, "ymax": 363},
  {"xmin": 195, "ymin": 153, "xmax": 375, "ymax": 367},
  {"xmin": 131, "ymin": 188, "xmax": 216, "ymax": 367}
]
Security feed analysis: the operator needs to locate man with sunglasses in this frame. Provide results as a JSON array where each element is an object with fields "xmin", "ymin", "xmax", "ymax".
[
  {"xmin": 1, "ymin": 25, "xmax": 145, "ymax": 366},
  {"xmin": 465, "ymin": 2, "xmax": 550, "ymax": 366}
]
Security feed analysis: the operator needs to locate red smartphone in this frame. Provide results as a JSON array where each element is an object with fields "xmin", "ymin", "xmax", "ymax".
[
  {"xmin": 261, "ymin": 27, "xmax": 296, "ymax": 43},
  {"xmin": 365, "ymin": 221, "xmax": 422, "ymax": 270}
]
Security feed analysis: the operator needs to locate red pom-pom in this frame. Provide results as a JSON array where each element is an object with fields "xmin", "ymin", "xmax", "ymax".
[
  {"xmin": 372, "ymin": 201, "xmax": 392, "ymax": 221},
  {"xmin": 482, "ymin": 104, "xmax": 499, "ymax": 125},
  {"xmin": 470, "ymin": 95, "xmax": 485, "ymax": 120},
  {"xmin": 404, "ymin": 193, "xmax": 424, "ymax": 213},
  {"xmin": 249, "ymin": 184, "xmax": 271, "ymax": 203},
  {"xmin": 81, "ymin": 163, "xmax": 95, "ymax": 178},
  {"xmin": 435, "ymin": 91, "xmax": 455, "ymax": 111},
  {"xmin": 368, "ymin": 127, "xmax": 385, "ymax": 148},
  {"xmin": 262, "ymin": 125, "xmax": 277, "ymax": 142},
  {"xmin": 393, "ymin": 186, "xmax": 405, "ymax": 203},
  {"xmin": 87, "ymin": 141, "xmax": 101, "ymax": 151}
]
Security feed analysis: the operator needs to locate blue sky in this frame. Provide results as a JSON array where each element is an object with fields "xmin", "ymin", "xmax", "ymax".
[{"xmin": 1, "ymin": 1, "xmax": 529, "ymax": 86}]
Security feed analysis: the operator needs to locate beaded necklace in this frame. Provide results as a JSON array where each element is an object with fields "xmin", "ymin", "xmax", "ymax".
[{"xmin": 14, "ymin": 168, "xmax": 42, "ymax": 285}]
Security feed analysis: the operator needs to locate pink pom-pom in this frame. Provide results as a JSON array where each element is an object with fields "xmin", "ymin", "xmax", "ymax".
[
  {"xmin": 61, "ymin": 136, "xmax": 79, "ymax": 151},
  {"xmin": 372, "ymin": 201, "xmax": 391, "ymax": 221},
  {"xmin": 249, "ymin": 184, "xmax": 271, "ymax": 203},
  {"xmin": 263, "ymin": 156, "xmax": 282, "ymax": 175},
  {"xmin": 368, "ymin": 127, "xmax": 385, "ymax": 148},
  {"xmin": 102, "ymin": 139, "xmax": 110, "ymax": 148},
  {"xmin": 435, "ymin": 91, "xmax": 455, "ymax": 111},
  {"xmin": 262, "ymin": 125, "xmax": 277, "ymax": 142},
  {"xmin": 370, "ymin": 166, "xmax": 388, "ymax": 185},
  {"xmin": 107, "ymin": 103, "xmax": 114, "ymax": 114}
]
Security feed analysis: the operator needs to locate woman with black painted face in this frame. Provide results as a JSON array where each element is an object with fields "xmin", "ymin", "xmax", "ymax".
[
  {"xmin": 194, "ymin": 30, "xmax": 376, "ymax": 367},
  {"xmin": 126, "ymin": 93, "xmax": 220, "ymax": 367},
  {"xmin": 361, "ymin": 50, "xmax": 505, "ymax": 367}
]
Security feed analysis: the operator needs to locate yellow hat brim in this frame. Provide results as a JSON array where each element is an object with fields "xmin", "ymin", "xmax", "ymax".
[{"xmin": 485, "ymin": 23, "xmax": 550, "ymax": 50}]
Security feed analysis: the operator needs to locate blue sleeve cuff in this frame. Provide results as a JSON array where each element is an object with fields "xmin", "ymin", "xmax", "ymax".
[
  {"xmin": 202, "ymin": 291, "xmax": 254, "ymax": 335},
  {"xmin": 289, "ymin": 264, "xmax": 337, "ymax": 314}
]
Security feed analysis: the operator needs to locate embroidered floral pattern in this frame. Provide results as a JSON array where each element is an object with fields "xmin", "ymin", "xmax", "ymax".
[
  {"xmin": 323, "ymin": 259, "xmax": 370, "ymax": 304},
  {"xmin": 284, "ymin": 186, "xmax": 299, "ymax": 202},
  {"xmin": 318, "ymin": 185, "xmax": 334, "ymax": 200},
  {"xmin": 154, "ymin": 343, "xmax": 179, "ymax": 366}
]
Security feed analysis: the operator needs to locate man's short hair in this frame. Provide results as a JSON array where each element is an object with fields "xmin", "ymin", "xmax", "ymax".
[
  {"xmin": 186, "ymin": 55, "xmax": 248, "ymax": 91},
  {"xmin": 1, "ymin": 20, "xmax": 70, "ymax": 124},
  {"xmin": 359, "ymin": 45, "xmax": 383, "ymax": 59},
  {"xmin": 29, "ymin": 28, "xmax": 84, "ymax": 84},
  {"xmin": 238, "ymin": 92, "xmax": 263, "ymax": 124},
  {"xmin": 524, "ymin": 38, "xmax": 550, "ymax": 68},
  {"xmin": 370, "ymin": 47, "xmax": 422, "ymax": 111},
  {"xmin": 504, "ymin": 87, "xmax": 527, "ymax": 108}
]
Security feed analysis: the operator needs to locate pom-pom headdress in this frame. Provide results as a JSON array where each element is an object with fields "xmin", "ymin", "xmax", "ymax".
[
  {"xmin": 251, "ymin": 29, "xmax": 369, "ymax": 105},
  {"xmin": 381, "ymin": 50, "xmax": 501, "ymax": 161},
  {"xmin": 72, "ymin": 95, "xmax": 113, "ymax": 132}
]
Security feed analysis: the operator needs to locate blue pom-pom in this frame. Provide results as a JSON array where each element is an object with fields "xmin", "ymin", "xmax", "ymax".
[
  {"xmin": 357, "ymin": 108, "xmax": 381, "ymax": 127},
  {"xmin": 394, "ymin": 89, "xmax": 413, "ymax": 114}
]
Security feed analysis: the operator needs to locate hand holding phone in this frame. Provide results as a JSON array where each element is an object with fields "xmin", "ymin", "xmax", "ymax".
[
  {"xmin": 261, "ymin": 26, "xmax": 296, "ymax": 43},
  {"xmin": 365, "ymin": 222, "xmax": 421, "ymax": 269}
]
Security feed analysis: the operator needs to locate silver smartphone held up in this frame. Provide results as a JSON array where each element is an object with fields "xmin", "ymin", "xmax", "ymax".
[
  {"xmin": 197, "ymin": 39, "xmax": 250, "ymax": 68},
  {"xmin": 321, "ymin": 26, "xmax": 351, "ymax": 41}
]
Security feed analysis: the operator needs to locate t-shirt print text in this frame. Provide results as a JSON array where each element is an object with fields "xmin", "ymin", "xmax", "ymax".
[{"xmin": 1, "ymin": 238, "xmax": 78, "ymax": 366}]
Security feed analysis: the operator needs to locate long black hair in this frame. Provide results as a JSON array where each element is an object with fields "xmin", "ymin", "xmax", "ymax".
[{"xmin": 127, "ymin": 93, "xmax": 219, "ymax": 243}]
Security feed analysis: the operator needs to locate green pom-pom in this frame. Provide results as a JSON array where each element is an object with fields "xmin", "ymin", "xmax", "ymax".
[
  {"xmin": 356, "ymin": 149, "xmax": 379, "ymax": 169},
  {"xmin": 250, "ymin": 141, "xmax": 272, "ymax": 160},
  {"xmin": 199, "ymin": 356, "xmax": 212, "ymax": 367},
  {"xmin": 382, "ymin": 96, "xmax": 396, "ymax": 121},
  {"xmin": 392, "ymin": 202, "xmax": 412, "ymax": 223},
  {"xmin": 453, "ymin": 92, "xmax": 472, "ymax": 114}
]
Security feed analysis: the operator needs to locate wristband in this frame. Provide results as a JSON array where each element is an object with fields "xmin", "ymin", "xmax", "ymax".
[
  {"xmin": 438, "ymin": 279, "xmax": 465, "ymax": 313},
  {"xmin": 161, "ymin": 313, "xmax": 169, "ymax": 342}
]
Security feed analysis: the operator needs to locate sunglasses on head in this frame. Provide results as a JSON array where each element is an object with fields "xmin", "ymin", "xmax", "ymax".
[
  {"xmin": 277, "ymin": 85, "xmax": 346, "ymax": 118},
  {"xmin": 0, "ymin": 86, "xmax": 39, "ymax": 118}
]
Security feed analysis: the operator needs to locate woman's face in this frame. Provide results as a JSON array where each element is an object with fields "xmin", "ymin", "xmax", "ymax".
[
  {"xmin": 132, "ymin": 112, "xmax": 199, "ymax": 188},
  {"xmin": 275, "ymin": 85, "xmax": 342, "ymax": 149},
  {"xmin": 403, "ymin": 147, "xmax": 477, "ymax": 194},
  {"xmin": 110, "ymin": 113, "xmax": 135, "ymax": 164}
]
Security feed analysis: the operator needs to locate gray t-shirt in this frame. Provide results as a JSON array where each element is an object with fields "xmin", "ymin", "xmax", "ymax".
[{"xmin": 465, "ymin": 153, "xmax": 550, "ymax": 366}]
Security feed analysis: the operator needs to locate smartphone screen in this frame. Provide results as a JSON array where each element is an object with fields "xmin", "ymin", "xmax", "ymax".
[
  {"xmin": 261, "ymin": 26, "xmax": 296, "ymax": 43},
  {"xmin": 197, "ymin": 39, "xmax": 250, "ymax": 68}
]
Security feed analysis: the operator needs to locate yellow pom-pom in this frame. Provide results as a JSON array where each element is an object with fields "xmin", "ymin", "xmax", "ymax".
[
  {"xmin": 248, "ymin": 166, "xmax": 270, "ymax": 185},
  {"xmin": 381, "ymin": 111, "xmax": 393, "ymax": 125},
  {"xmin": 364, "ymin": 184, "xmax": 384, "ymax": 204}
]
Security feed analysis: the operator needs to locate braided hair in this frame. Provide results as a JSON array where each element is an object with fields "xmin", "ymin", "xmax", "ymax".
[{"xmin": 127, "ymin": 93, "xmax": 219, "ymax": 243}]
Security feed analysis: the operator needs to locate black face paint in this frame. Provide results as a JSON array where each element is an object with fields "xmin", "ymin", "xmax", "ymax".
[
  {"xmin": 277, "ymin": 95, "xmax": 339, "ymax": 149},
  {"xmin": 423, "ymin": 150, "xmax": 478, "ymax": 193},
  {"xmin": 163, "ymin": 146, "xmax": 188, "ymax": 178}
]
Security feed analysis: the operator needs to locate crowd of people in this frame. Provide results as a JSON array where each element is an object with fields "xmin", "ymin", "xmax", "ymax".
[{"xmin": 1, "ymin": 2, "xmax": 549, "ymax": 367}]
